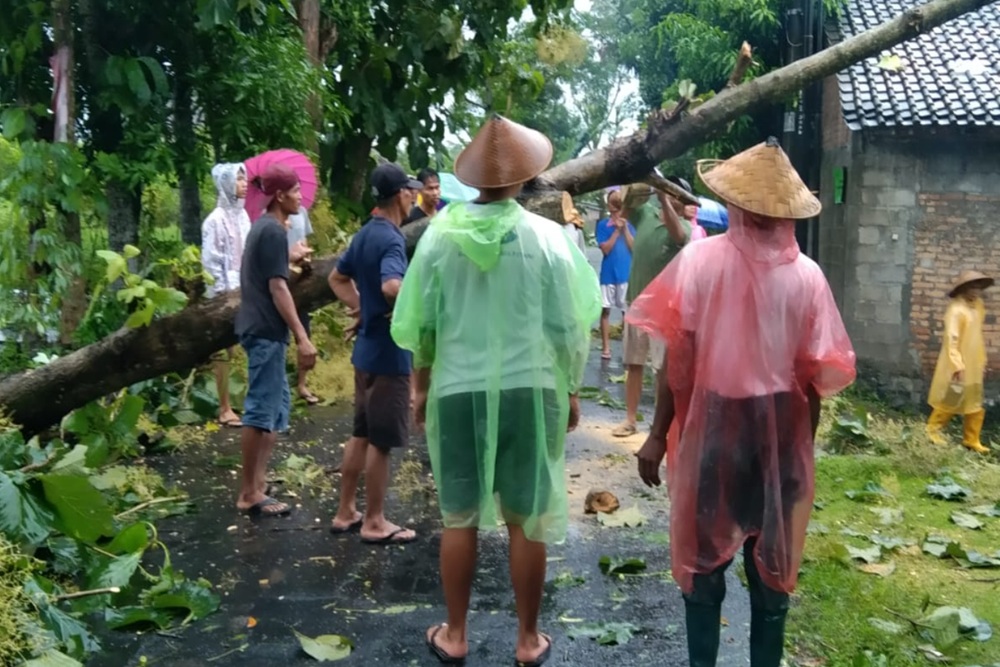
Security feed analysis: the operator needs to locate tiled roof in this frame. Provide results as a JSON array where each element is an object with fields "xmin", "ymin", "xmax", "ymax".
[{"xmin": 834, "ymin": 0, "xmax": 1000, "ymax": 130}]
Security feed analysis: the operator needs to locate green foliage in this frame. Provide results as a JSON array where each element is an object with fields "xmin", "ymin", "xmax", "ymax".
[
  {"xmin": 0, "ymin": 415, "xmax": 217, "ymax": 664},
  {"xmin": 90, "ymin": 246, "xmax": 189, "ymax": 329}
]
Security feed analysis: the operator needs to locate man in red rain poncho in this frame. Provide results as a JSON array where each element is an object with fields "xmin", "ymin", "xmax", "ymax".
[{"xmin": 626, "ymin": 137, "xmax": 856, "ymax": 667}]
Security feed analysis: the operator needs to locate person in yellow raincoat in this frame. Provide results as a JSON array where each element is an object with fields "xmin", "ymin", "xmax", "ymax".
[{"xmin": 926, "ymin": 270, "xmax": 994, "ymax": 453}]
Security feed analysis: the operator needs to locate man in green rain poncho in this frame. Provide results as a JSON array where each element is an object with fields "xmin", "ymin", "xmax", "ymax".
[{"xmin": 391, "ymin": 115, "xmax": 601, "ymax": 666}]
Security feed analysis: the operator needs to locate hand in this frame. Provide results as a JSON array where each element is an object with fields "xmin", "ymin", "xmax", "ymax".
[
  {"xmin": 414, "ymin": 391, "xmax": 428, "ymax": 429},
  {"xmin": 297, "ymin": 337, "xmax": 318, "ymax": 372},
  {"xmin": 635, "ymin": 432, "xmax": 667, "ymax": 487},
  {"xmin": 342, "ymin": 306, "xmax": 360, "ymax": 342},
  {"xmin": 567, "ymin": 394, "xmax": 580, "ymax": 433},
  {"xmin": 290, "ymin": 240, "xmax": 313, "ymax": 264},
  {"xmin": 952, "ymin": 370, "xmax": 965, "ymax": 384}
]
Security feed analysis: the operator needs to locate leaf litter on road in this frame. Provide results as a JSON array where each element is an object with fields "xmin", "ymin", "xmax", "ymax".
[
  {"xmin": 597, "ymin": 505, "xmax": 645, "ymax": 528},
  {"xmin": 567, "ymin": 621, "xmax": 641, "ymax": 646},
  {"xmin": 598, "ymin": 556, "xmax": 647, "ymax": 576},
  {"xmin": 294, "ymin": 629, "xmax": 352, "ymax": 662}
]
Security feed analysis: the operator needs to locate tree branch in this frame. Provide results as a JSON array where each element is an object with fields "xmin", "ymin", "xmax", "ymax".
[
  {"xmin": 727, "ymin": 41, "xmax": 754, "ymax": 88},
  {"xmin": 537, "ymin": 0, "xmax": 995, "ymax": 196}
]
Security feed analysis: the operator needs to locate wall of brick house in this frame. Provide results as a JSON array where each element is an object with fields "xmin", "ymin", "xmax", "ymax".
[
  {"xmin": 819, "ymin": 131, "xmax": 1000, "ymax": 403},
  {"xmin": 911, "ymin": 192, "xmax": 1000, "ymax": 375}
]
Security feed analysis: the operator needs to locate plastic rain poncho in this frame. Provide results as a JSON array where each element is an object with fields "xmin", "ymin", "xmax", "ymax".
[
  {"xmin": 201, "ymin": 163, "xmax": 251, "ymax": 297},
  {"xmin": 928, "ymin": 297, "xmax": 987, "ymax": 415},
  {"xmin": 626, "ymin": 207, "xmax": 856, "ymax": 594},
  {"xmin": 391, "ymin": 201, "xmax": 601, "ymax": 544}
]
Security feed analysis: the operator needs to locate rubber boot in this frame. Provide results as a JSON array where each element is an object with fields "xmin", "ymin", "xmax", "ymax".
[
  {"xmin": 684, "ymin": 602, "xmax": 721, "ymax": 667},
  {"xmin": 749, "ymin": 607, "xmax": 787, "ymax": 667},
  {"xmin": 963, "ymin": 410, "xmax": 989, "ymax": 454},
  {"xmin": 927, "ymin": 408, "xmax": 953, "ymax": 446}
]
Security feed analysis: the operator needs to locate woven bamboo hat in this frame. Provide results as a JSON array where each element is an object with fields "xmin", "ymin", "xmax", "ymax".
[
  {"xmin": 454, "ymin": 114, "xmax": 553, "ymax": 189},
  {"xmin": 696, "ymin": 137, "xmax": 821, "ymax": 220},
  {"xmin": 949, "ymin": 270, "xmax": 994, "ymax": 297},
  {"xmin": 621, "ymin": 183, "xmax": 653, "ymax": 212}
]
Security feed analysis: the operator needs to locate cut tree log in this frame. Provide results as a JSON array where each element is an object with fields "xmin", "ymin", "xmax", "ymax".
[{"xmin": 0, "ymin": 0, "xmax": 991, "ymax": 434}]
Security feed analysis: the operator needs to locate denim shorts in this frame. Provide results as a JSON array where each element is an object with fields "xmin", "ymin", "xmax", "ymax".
[{"xmin": 240, "ymin": 335, "xmax": 290, "ymax": 433}]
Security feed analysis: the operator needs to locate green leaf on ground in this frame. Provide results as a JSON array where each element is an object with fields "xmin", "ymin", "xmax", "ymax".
[
  {"xmin": 21, "ymin": 651, "xmax": 84, "ymax": 667},
  {"xmin": 294, "ymin": 629, "xmax": 353, "ymax": 661},
  {"xmin": 553, "ymin": 571, "xmax": 586, "ymax": 589},
  {"xmin": 846, "ymin": 544, "xmax": 882, "ymax": 564},
  {"xmin": 0, "ymin": 471, "xmax": 55, "ymax": 545},
  {"xmin": 106, "ymin": 523, "xmax": 150, "ymax": 555},
  {"xmin": 922, "ymin": 535, "xmax": 958, "ymax": 558},
  {"xmin": 926, "ymin": 478, "xmax": 972, "ymax": 501},
  {"xmin": 150, "ymin": 579, "xmax": 221, "ymax": 622},
  {"xmin": 868, "ymin": 535, "xmax": 910, "ymax": 551},
  {"xmin": 969, "ymin": 503, "xmax": 1000, "ymax": 517},
  {"xmin": 104, "ymin": 606, "xmax": 175, "ymax": 630},
  {"xmin": 919, "ymin": 606, "xmax": 987, "ymax": 649},
  {"xmin": 40, "ymin": 473, "xmax": 115, "ymax": 544},
  {"xmin": 807, "ymin": 522, "xmax": 829, "ymax": 535},
  {"xmin": 869, "ymin": 508, "xmax": 904, "ymax": 525},
  {"xmin": 598, "ymin": 556, "xmax": 647, "ymax": 576},
  {"xmin": 951, "ymin": 511, "xmax": 985, "ymax": 530},
  {"xmin": 845, "ymin": 481, "xmax": 892, "ymax": 503},
  {"xmin": 598, "ymin": 505, "xmax": 646, "ymax": 528},
  {"xmin": 567, "ymin": 621, "xmax": 640, "ymax": 646},
  {"xmin": 868, "ymin": 618, "xmax": 906, "ymax": 635},
  {"xmin": 577, "ymin": 386, "xmax": 600, "ymax": 399},
  {"xmin": 88, "ymin": 552, "xmax": 141, "ymax": 589}
]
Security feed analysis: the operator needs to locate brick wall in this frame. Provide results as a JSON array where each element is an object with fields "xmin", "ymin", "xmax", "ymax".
[{"xmin": 910, "ymin": 192, "xmax": 1000, "ymax": 374}]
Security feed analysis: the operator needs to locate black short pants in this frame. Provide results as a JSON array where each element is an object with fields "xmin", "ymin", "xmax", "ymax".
[{"xmin": 352, "ymin": 370, "xmax": 411, "ymax": 451}]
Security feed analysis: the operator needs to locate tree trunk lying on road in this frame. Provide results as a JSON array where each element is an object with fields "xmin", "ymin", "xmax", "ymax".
[{"xmin": 0, "ymin": 0, "xmax": 991, "ymax": 434}]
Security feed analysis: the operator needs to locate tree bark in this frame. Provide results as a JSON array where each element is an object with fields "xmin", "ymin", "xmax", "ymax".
[
  {"xmin": 174, "ymin": 74, "xmax": 203, "ymax": 246},
  {"xmin": 0, "ymin": 0, "xmax": 990, "ymax": 433}
]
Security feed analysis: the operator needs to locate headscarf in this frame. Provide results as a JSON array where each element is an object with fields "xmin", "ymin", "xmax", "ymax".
[{"xmin": 208, "ymin": 162, "xmax": 248, "ymax": 277}]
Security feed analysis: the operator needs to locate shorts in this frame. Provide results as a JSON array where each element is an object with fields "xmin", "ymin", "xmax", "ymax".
[
  {"xmin": 240, "ymin": 335, "xmax": 290, "ymax": 433},
  {"xmin": 623, "ymin": 322, "xmax": 664, "ymax": 371},
  {"xmin": 434, "ymin": 389, "xmax": 563, "ymax": 521},
  {"xmin": 353, "ymin": 370, "xmax": 411, "ymax": 451},
  {"xmin": 601, "ymin": 283, "xmax": 628, "ymax": 311}
]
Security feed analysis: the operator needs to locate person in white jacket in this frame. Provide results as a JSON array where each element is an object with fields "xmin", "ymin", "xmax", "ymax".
[{"xmin": 202, "ymin": 162, "xmax": 251, "ymax": 427}]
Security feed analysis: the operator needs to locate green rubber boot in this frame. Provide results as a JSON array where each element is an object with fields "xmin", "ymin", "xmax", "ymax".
[
  {"xmin": 749, "ymin": 607, "xmax": 787, "ymax": 667},
  {"xmin": 684, "ymin": 602, "xmax": 721, "ymax": 667}
]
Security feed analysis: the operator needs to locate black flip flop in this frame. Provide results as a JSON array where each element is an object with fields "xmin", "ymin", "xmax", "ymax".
[
  {"xmin": 515, "ymin": 634, "xmax": 552, "ymax": 667},
  {"xmin": 243, "ymin": 497, "xmax": 292, "ymax": 517},
  {"xmin": 329, "ymin": 517, "xmax": 363, "ymax": 535},
  {"xmin": 426, "ymin": 624, "xmax": 466, "ymax": 664},
  {"xmin": 361, "ymin": 527, "xmax": 417, "ymax": 545}
]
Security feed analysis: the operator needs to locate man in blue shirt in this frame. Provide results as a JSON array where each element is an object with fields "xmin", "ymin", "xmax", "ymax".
[
  {"xmin": 327, "ymin": 162, "xmax": 422, "ymax": 544},
  {"xmin": 594, "ymin": 190, "xmax": 635, "ymax": 360}
]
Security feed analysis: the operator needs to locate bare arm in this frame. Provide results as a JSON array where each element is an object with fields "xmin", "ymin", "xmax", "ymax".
[
  {"xmin": 328, "ymin": 268, "xmax": 360, "ymax": 311},
  {"xmin": 269, "ymin": 277, "xmax": 310, "ymax": 343},
  {"xmin": 382, "ymin": 278, "xmax": 402, "ymax": 305},
  {"xmin": 598, "ymin": 227, "xmax": 621, "ymax": 256},
  {"xmin": 657, "ymin": 193, "xmax": 688, "ymax": 246},
  {"xmin": 648, "ymin": 349, "xmax": 676, "ymax": 441},
  {"xmin": 414, "ymin": 366, "xmax": 431, "ymax": 394}
]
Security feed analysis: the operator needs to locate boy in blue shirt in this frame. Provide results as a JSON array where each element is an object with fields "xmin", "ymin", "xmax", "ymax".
[
  {"xmin": 327, "ymin": 163, "xmax": 422, "ymax": 544},
  {"xmin": 595, "ymin": 190, "xmax": 635, "ymax": 360}
]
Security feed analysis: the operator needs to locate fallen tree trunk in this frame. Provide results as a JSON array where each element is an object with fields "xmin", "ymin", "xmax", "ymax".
[{"xmin": 0, "ymin": 0, "xmax": 990, "ymax": 433}]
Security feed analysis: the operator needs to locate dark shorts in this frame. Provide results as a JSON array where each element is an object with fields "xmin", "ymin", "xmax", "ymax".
[
  {"xmin": 352, "ymin": 370, "xmax": 411, "ymax": 451},
  {"xmin": 435, "ymin": 388, "xmax": 562, "ymax": 521},
  {"xmin": 240, "ymin": 335, "xmax": 290, "ymax": 433}
]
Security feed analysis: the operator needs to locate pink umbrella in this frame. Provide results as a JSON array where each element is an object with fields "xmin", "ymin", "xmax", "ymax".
[{"xmin": 244, "ymin": 149, "xmax": 318, "ymax": 222}]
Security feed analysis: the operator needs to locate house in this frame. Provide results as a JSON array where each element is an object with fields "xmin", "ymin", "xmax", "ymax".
[{"xmin": 817, "ymin": 0, "xmax": 1000, "ymax": 403}]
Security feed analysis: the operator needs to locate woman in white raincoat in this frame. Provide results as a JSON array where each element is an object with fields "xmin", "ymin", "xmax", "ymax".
[{"xmin": 201, "ymin": 163, "xmax": 251, "ymax": 427}]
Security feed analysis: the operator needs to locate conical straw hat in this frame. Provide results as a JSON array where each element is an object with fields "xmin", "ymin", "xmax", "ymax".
[
  {"xmin": 454, "ymin": 114, "xmax": 553, "ymax": 189},
  {"xmin": 696, "ymin": 137, "xmax": 821, "ymax": 220},
  {"xmin": 949, "ymin": 269, "xmax": 994, "ymax": 297}
]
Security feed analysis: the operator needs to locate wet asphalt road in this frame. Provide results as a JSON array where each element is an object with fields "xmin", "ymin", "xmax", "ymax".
[{"xmin": 88, "ymin": 247, "xmax": 751, "ymax": 667}]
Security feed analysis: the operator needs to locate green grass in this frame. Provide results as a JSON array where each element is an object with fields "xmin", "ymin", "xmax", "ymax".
[{"xmin": 789, "ymin": 397, "xmax": 1000, "ymax": 666}]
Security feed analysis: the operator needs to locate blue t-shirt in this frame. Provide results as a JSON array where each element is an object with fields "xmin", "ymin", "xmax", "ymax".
[
  {"xmin": 335, "ymin": 218, "xmax": 413, "ymax": 376},
  {"xmin": 595, "ymin": 217, "xmax": 635, "ymax": 285}
]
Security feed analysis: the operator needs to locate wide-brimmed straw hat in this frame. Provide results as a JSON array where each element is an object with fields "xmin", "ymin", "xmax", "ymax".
[
  {"xmin": 696, "ymin": 137, "xmax": 821, "ymax": 220},
  {"xmin": 949, "ymin": 270, "xmax": 995, "ymax": 297},
  {"xmin": 454, "ymin": 114, "xmax": 553, "ymax": 189},
  {"xmin": 621, "ymin": 183, "xmax": 653, "ymax": 212}
]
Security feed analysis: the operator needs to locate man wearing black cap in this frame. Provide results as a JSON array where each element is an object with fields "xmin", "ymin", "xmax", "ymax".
[{"xmin": 326, "ymin": 163, "xmax": 422, "ymax": 544}]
